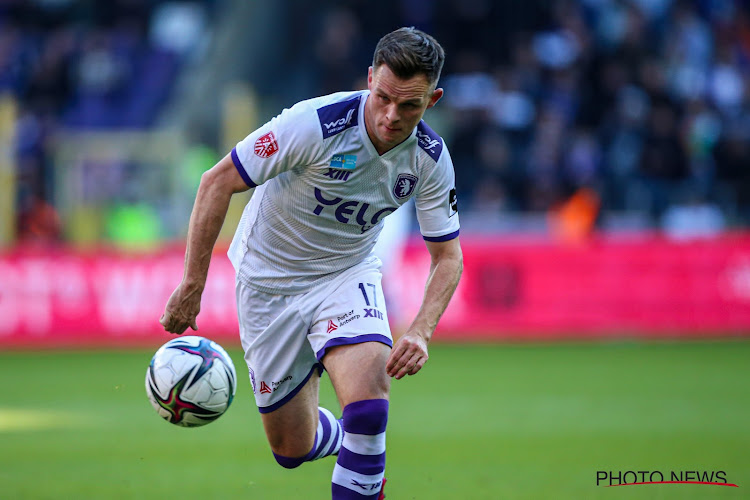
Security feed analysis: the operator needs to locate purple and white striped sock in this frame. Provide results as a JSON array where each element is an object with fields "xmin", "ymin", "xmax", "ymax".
[
  {"xmin": 332, "ymin": 399, "xmax": 388, "ymax": 499},
  {"xmin": 310, "ymin": 407, "xmax": 344, "ymax": 460},
  {"xmin": 272, "ymin": 407, "xmax": 343, "ymax": 469}
]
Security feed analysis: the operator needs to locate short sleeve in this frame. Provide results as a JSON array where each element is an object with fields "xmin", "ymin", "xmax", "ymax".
[
  {"xmin": 415, "ymin": 146, "xmax": 460, "ymax": 242},
  {"xmin": 232, "ymin": 101, "xmax": 321, "ymax": 187}
]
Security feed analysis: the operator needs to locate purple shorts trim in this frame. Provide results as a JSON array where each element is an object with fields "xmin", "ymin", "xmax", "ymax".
[
  {"xmin": 423, "ymin": 229, "xmax": 459, "ymax": 242},
  {"xmin": 315, "ymin": 334, "xmax": 393, "ymax": 362},
  {"xmin": 231, "ymin": 147, "xmax": 258, "ymax": 188},
  {"xmin": 257, "ymin": 363, "xmax": 322, "ymax": 414}
]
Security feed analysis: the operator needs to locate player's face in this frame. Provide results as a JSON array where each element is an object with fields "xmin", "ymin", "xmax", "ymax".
[{"xmin": 365, "ymin": 64, "xmax": 443, "ymax": 155}]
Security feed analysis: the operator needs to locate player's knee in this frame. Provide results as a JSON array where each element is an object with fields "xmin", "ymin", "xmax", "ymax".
[{"xmin": 342, "ymin": 398, "xmax": 389, "ymax": 434}]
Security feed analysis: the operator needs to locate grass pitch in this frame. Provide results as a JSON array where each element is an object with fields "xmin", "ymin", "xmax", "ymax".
[{"xmin": 1, "ymin": 340, "xmax": 748, "ymax": 499}]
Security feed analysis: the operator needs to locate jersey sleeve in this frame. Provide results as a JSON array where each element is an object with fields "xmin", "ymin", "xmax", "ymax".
[
  {"xmin": 415, "ymin": 146, "xmax": 460, "ymax": 242},
  {"xmin": 231, "ymin": 101, "xmax": 321, "ymax": 187}
]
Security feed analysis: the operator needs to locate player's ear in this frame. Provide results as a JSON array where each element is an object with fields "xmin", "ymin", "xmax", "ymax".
[
  {"xmin": 367, "ymin": 66, "xmax": 374, "ymax": 89},
  {"xmin": 427, "ymin": 87, "xmax": 443, "ymax": 109}
]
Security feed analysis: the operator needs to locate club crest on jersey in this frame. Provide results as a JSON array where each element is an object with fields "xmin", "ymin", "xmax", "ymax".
[
  {"xmin": 249, "ymin": 366, "xmax": 257, "ymax": 394},
  {"xmin": 254, "ymin": 131, "xmax": 279, "ymax": 158},
  {"xmin": 393, "ymin": 173, "xmax": 418, "ymax": 199}
]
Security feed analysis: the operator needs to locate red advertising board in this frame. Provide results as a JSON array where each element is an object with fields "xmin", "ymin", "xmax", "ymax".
[
  {"xmin": 0, "ymin": 246, "xmax": 239, "ymax": 348},
  {"xmin": 390, "ymin": 234, "xmax": 750, "ymax": 340},
  {"xmin": 1, "ymin": 235, "xmax": 749, "ymax": 348}
]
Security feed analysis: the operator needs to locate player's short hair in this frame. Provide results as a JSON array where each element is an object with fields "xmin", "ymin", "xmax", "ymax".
[{"xmin": 372, "ymin": 27, "xmax": 445, "ymax": 86}]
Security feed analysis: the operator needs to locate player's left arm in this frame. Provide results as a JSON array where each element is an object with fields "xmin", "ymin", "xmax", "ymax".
[{"xmin": 386, "ymin": 236, "xmax": 463, "ymax": 379}]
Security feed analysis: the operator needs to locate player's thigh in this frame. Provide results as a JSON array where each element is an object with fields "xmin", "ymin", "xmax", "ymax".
[
  {"xmin": 323, "ymin": 341, "xmax": 391, "ymax": 408},
  {"xmin": 307, "ymin": 260, "xmax": 393, "ymax": 367},
  {"xmin": 306, "ymin": 261, "xmax": 393, "ymax": 407}
]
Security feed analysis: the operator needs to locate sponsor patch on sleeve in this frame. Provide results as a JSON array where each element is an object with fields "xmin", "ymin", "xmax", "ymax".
[
  {"xmin": 449, "ymin": 187, "xmax": 458, "ymax": 217},
  {"xmin": 254, "ymin": 131, "xmax": 279, "ymax": 158},
  {"xmin": 416, "ymin": 121, "xmax": 443, "ymax": 162}
]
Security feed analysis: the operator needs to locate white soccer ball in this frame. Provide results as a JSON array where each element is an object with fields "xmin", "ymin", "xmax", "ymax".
[{"xmin": 145, "ymin": 336, "xmax": 237, "ymax": 427}]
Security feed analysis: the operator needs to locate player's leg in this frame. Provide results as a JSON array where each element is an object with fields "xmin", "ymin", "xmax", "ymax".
[
  {"xmin": 260, "ymin": 370, "xmax": 320, "ymax": 461},
  {"xmin": 237, "ymin": 281, "xmax": 344, "ymax": 468},
  {"xmin": 259, "ymin": 368, "xmax": 345, "ymax": 469},
  {"xmin": 323, "ymin": 341, "xmax": 391, "ymax": 499},
  {"xmin": 261, "ymin": 371, "xmax": 346, "ymax": 468},
  {"xmin": 304, "ymin": 258, "xmax": 393, "ymax": 496}
]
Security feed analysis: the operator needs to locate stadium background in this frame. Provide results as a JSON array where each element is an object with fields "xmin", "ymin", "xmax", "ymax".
[{"xmin": 1, "ymin": 0, "xmax": 749, "ymax": 498}]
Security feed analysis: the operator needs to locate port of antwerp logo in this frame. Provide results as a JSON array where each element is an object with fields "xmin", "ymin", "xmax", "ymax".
[{"xmin": 254, "ymin": 131, "xmax": 279, "ymax": 158}]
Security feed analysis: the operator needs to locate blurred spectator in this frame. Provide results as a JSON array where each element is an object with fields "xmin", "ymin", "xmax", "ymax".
[
  {"xmin": 661, "ymin": 192, "xmax": 726, "ymax": 240},
  {"xmin": 549, "ymin": 186, "xmax": 601, "ymax": 243},
  {"xmin": 3, "ymin": 0, "xmax": 206, "ymax": 246},
  {"xmin": 6, "ymin": 0, "xmax": 750, "ymax": 244},
  {"xmin": 17, "ymin": 191, "xmax": 61, "ymax": 245}
]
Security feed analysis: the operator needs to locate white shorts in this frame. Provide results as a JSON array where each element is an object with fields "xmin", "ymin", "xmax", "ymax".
[{"xmin": 235, "ymin": 259, "xmax": 392, "ymax": 413}]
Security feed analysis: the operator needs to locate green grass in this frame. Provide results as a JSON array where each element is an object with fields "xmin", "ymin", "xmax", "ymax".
[{"xmin": 1, "ymin": 341, "xmax": 749, "ymax": 499}]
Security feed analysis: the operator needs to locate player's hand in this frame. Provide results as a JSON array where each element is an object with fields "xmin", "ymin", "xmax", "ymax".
[
  {"xmin": 159, "ymin": 283, "xmax": 202, "ymax": 334},
  {"xmin": 386, "ymin": 331, "xmax": 429, "ymax": 380}
]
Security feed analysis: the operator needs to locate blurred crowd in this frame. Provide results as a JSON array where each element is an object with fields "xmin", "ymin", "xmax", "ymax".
[
  {"xmin": 3, "ymin": 0, "xmax": 750, "ymax": 244},
  {"xmin": 289, "ymin": 0, "xmax": 750, "ymax": 233},
  {"xmin": 1, "ymin": 0, "xmax": 214, "ymax": 243}
]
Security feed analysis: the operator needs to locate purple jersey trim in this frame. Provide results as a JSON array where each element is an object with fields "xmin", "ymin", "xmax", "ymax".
[
  {"xmin": 316, "ymin": 334, "xmax": 393, "ymax": 362},
  {"xmin": 231, "ymin": 147, "xmax": 258, "ymax": 188},
  {"xmin": 423, "ymin": 229, "xmax": 459, "ymax": 242},
  {"xmin": 257, "ymin": 363, "xmax": 322, "ymax": 414},
  {"xmin": 416, "ymin": 120, "xmax": 443, "ymax": 162}
]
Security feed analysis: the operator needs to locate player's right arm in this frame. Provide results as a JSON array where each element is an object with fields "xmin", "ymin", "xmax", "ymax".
[
  {"xmin": 160, "ymin": 153, "xmax": 251, "ymax": 334},
  {"xmin": 161, "ymin": 95, "xmax": 332, "ymax": 333}
]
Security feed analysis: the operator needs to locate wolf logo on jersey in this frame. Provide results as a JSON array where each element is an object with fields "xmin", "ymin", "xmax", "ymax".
[
  {"xmin": 416, "ymin": 122, "xmax": 443, "ymax": 162},
  {"xmin": 317, "ymin": 96, "xmax": 361, "ymax": 139}
]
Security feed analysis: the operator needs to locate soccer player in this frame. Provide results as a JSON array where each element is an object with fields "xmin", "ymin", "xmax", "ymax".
[{"xmin": 160, "ymin": 27, "xmax": 462, "ymax": 499}]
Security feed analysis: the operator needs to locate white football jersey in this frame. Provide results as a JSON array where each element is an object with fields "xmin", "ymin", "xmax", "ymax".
[{"xmin": 228, "ymin": 90, "xmax": 460, "ymax": 294}]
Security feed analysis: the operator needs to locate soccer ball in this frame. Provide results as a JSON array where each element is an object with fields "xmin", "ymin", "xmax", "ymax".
[{"xmin": 145, "ymin": 336, "xmax": 237, "ymax": 427}]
